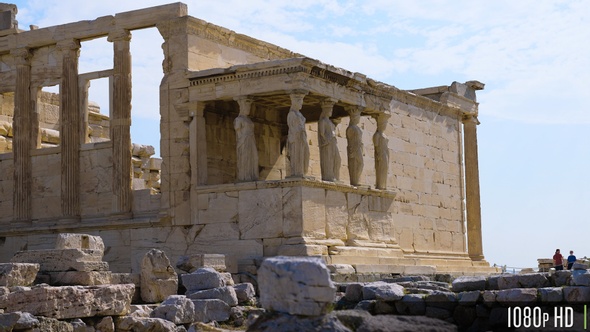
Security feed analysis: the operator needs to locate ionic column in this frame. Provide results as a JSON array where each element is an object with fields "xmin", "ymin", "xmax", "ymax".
[
  {"xmin": 58, "ymin": 39, "xmax": 82, "ymax": 218},
  {"xmin": 11, "ymin": 48, "xmax": 32, "ymax": 221},
  {"xmin": 108, "ymin": 29, "xmax": 133, "ymax": 214},
  {"xmin": 373, "ymin": 113, "xmax": 390, "ymax": 190},
  {"xmin": 234, "ymin": 96, "xmax": 259, "ymax": 182},
  {"xmin": 286, "ymin": 91, "xmax": 309, "ymax": 177},
  {"xmin": 463, "ymin": 115, "xmax": 484, "ymax": 260},
  {"xmin": 190, "ymin": 102, "xmax": 208, "ymax": 186},
  {"xmin": 346, "ymin": 107, "xmax": 364, "ymax": 186}
]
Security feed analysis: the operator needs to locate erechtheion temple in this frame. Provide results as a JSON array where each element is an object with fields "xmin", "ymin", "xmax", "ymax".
[{"xmin": 0, "ymin": 3, "xmax": 496, "ymax": 275}]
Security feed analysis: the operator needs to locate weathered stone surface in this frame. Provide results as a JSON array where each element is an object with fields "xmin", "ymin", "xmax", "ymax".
[
  {"xmin": 182, "ymin": 267, "xmax": 225, "ymax": 292},
  {"xmin": 248, "ymin": 309, "xmax": 458, "ymax": 332},
  {"xmin": 518, "ymin": 273, "xmax": 549, "ymax": 288},
  {"xmin": 55, "ymin": 233, "xmax": 105, "ymax": 254},
  {"xmin": 344, "ymin": 283, "xmax": 364, "ymax": 302},
  {"xmin": 552, "ymin": 270, "xmax": 571, "ymax": 287},
  {"xmin": 327, "ymin": 264, "xmax": 356, "ymax": 275},
  {"xmin": 220, "ymin": 272, "xmax": 234, "ymax": 286},
  {"xmin": 0, "ymin": 263, "xmax": 39, "ymax": 287},
  {"xmin": 258, "ymin": 256, "xmax": 335, "ymax": 316},
  {"xmin": 192, "ymin": 299, "xmax": 231, "ymax": 323},
  {"xmin": 187, "ymin": 286, "xmax": 238, "ymax": 306},
  {"xmin": 573, "ymin": 262, "xmax": 589, "ymax": 270},
  {"xmin": 496, "ymin": 288, "xmax": 537, "ymax": 304},
  {"xmin": 362, "ymin": 281, "xmax": 404, "ymax": 301},
  {"xmin": 0, "ymin": 284, "xmax": 134, "ymax": 319},
  {"xmin": 0, "ymin": 311, "xmax": 39, "ymax": 330},
  {"xmin": 394, "ymin": 294, "xmax": 427, "ymax": 315},
  {"xmin": 458, "ymin": 290, "xmax": 481, "ymax": 306},
  {"xmin": 538, "ymin": 287, "xmax": 563, "ymax": 302},
  {"xmin": 37, "ymin": 316, "xmax": 74, "ymax": 332},
  {"xmin": 496, "ymin": 274, "xmax": 519, "ymax": 290},
  {"xmin": 451, "ymin": 276, "xmax": 486, "ymax": 292},
  {"xmin": 176, "ymin": 254, "xmax": 227, "ymax": 273},
  {"xmin": 11, "ymin": 249, "xmax": 107, "ymax": 272},
  {"xmin": 424, "ymin": 291, "xmax": 458, "ymax": 310},
  {"xmin": 151, "ymin": 295, "xmax": 196, "ymax": 324},
  {"xmin": 95, "ymin": 316, "xmax": 115, "ymax": 332},
  {"xmin": 563, "ymin": 286, "xmax": 590, "ymax": 303},
  {"xmin": 140, "ymin": 249, "xmax": 178, "ymax": 303},
  {"xmin": 48, "ymin": 271, "xmax": 112, "ymax": 286},
  {"xmin": 115, "ymin": 316, "xmax": 179, "ymax": 331},
  {"xmin": 234, "ymin": 283, "xmax": 256, "ymax": 304},
  {"xmin": 571, "ymin": 270, "xmax": 590, "ymax": 286}
]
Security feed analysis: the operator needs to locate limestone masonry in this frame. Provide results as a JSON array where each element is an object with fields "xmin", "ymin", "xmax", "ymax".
[{"xmin": 0, "ymin": 3, "xmax": 497, "ymax": 276}]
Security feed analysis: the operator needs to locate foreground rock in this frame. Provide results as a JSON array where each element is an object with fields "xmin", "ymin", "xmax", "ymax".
[
  {"xmin": 247, "ymin": 309, "xmax": 457, "ymax": 332},
  {"xmin": 140, "ymin": 249, "xmax": 178, "ymax": 303},
  {"xmin": 258, "ymin": 256, "xmax": 335, "ymax": 316},
  {"xmin": 0, "ymin": 284, "xmax": 134, "ymax": 319},
  {"xmin": 0, "ymin": 263, "xmax": 39, "ymax": 287}
]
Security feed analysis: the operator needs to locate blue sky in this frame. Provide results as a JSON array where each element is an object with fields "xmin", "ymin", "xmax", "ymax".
[{"xmin": 11, "ymin": 0, "xmax": 590, "ymax": 269}]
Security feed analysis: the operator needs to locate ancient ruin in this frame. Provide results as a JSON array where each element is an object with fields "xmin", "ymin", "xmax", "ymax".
[{"xmin": 0, "ymin": 2, "xmax": 496, "ymax": 276}]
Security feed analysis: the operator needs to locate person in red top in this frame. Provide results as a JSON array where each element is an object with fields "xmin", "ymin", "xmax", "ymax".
[{"xmin": 553, "ymin": 249, "xmax": 564, "ymax": 271}]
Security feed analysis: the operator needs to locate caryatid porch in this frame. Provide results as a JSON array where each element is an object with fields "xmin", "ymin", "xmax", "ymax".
[{"xmin": 177, "ymin": 57, "xmax": 406, "ymax": 267}]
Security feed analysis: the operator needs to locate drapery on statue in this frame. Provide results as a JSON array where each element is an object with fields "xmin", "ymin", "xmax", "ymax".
[
  {"xmin": 373, "ymin": 113, "xmax": 390, "ymax": 189},
  {"xmin": 318, "ymin": 99, "xmax": 341, "ymax": 182},
  {"xmin": 234, "ymin": 97, "xmax": 259, "ymax": 181},
  {"xmin": 346, "ymin": 109, "xmax": 364, "ymax": 186},
  {"xmin": 287, "ymin": 93, "xmax": 309, "ymax": 177}
]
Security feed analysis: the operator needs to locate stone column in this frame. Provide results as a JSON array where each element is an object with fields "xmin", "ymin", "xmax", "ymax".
[
  {"xmin": 58, "ymin": 40, "xmax": 82, "ymax": 218},
  {"xmin": 346, "ymin": 107, "xmax": 364, "ymax": 186},
  {"xmin": 463, "ymin": 115, "xmax": 484, "ymax": 260},
  {"xmin": 234, "ymin": 96, "xmax": 258, "ymax": 182},
  {"xmin": 318, "ymin": 98, "xmax": 340, "ymax": 182},
  {"xmin": 108, "ymin": 29, "xmax": 133, "ymax": 214},
  {"xmin": 373, "ymin": 113, "xmax": 390, "ymax": 190},
  {"xmin": 190, "ymin": 102, "xmax": 207, "ymax": 186},
  {"xmin": 11, "ymin": 48, "xmax": 32, "ymax": 221},
  {"xmin": 287, "ymin": 91, "xmax": 309, "ymax": 177}
]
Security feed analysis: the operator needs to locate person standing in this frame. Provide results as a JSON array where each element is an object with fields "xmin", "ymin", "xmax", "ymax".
[
  {"xmin": 567, "ymin": 250, "xmax": 577, "ymax": 270},
  {"xmin": 553, "ymin": 249, "xmax": 564, "ymax": 271}
]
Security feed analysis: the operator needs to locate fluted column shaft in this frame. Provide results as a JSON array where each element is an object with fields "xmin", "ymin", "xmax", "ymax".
[
  {"xmin": 463, "ymin": 116, "xmax": 484, "ymax": 260},
  {"xmin": 11, "ymin": 48, "xmax": 32, "ymax": 221},
  {"xmin": 108, "ymin": 30, "xmax": 133, "ymax": 214},
  {"xmin": 59, "ymin": 40, "xmax": 82, "ymax": 218}
]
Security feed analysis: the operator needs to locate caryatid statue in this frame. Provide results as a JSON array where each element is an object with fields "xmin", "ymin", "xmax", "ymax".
[
  {"xmin": 234, "ymin": 97, "xmax": 259, "ymax": 182},
  {"xmin": 373, "ymin": 113, "xmax": 390, "ymax": 189},
  {"xmin": 346, "ymin": 107, "xmax": 364, "ymax": 186},
  {"xmin": 287, "ymin": 92, "xmax": 310, "ymax": 177},
  {"xmin": 318, "ymin": 98, "xmax": 341, "ymax": 182}
]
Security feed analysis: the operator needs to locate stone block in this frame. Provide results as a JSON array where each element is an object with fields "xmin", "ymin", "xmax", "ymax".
[
  {"xmin": 11, "ymin": 249, "xmax": 108, "ymax": 272},
  {"xmin": 176, "ymin": 254, "xmax": 227, "ymax": 273},
  {"xmin": 395, "ymin": 294, "xmax": 426, "ymax": 315},
  {"xmin": 55, "ymin": 233, "xmax": 105, "ymax": 254},
  {"xmin": 233, "ymin": 283, "xmax": 256, "ymax": 304},
  {"xmin": 563, "ymin": 286, "xmax": 590, "ymax": 303},
  {"xmin": 301, "ymin": 187, "xmax": 326, "ymax": 239},
  {"xmin": 452, "ymin": 276, "xmax": 486, "ymax": 292},
  {"xmin": 325, "ymin": 190, "xmax": 348, "ymax": 240},
  {"xmin": 197, "ymin": 192, "xmax": 238, "ymax": 224},
  {"xmin": 344, "ymin": 283, "xmax": 364, "ymax": 302},
  {"xmin": 517, "ymin": 273, "xmax": 549, "ymax": 288},
  {"xmin": 115, "ymin": 316, "xmax": 178, "ymax": 331},
  {"xmin": 424, "ymin": 291, "xmax": 458, "ymax": 311},
  {"xmin": 258, "ymin": 256, "xmax": 335, "ymax": 316},
  {"xmin": 458, "ymin": 290, "xmax": 481, "ymax": 306},
  {"xmin": 571, "ymin": 270, "xmax": 590, "ymax": 286},
  {"xmin": 496, "ymin": 288, "xmax": 538, "ymax": 304},
  {"xmin": 277, "ymin": 244, "xmax": 327, "ymax": 256},
  {"xmin": 150, "ymin": 295, "xmax": 195, "ymax": 324},
  {"xmin": 0, "ymin": 312, "xmax": 39, "ymax": 331},
  {"xmin": 48, "ymin": 271, "xmax": 112, "ymax": 286},
  {"xmin": 0, "ymin": 263, "xmax": 39, "ymax": 287},
  {"xmin": 191, "ymin": 299, "xmax": 231, "ymax": 323},
  {"xmin": 140, "ymin": 249, "xmax": 178, "ymax": 303},
  {"xmin": 327, "ymin": 264, "xmax": 356, "ymax": 275},
  {"xmin": 0, "ymin": 284, "xmax": 134, "ymax": 319},
  {"xmin": 181, "ymin": 267, "xmax": 225, "ymax": 292},
  {"xmin": 538, "ymin": 287, "xmax": 563, "ymax": 302},
  {"xmin": 496, "ymin": 274, "xmax": 519, "ymax": 290},
  {"xmin": 239, "ymin": 188, "xmax": 283, "ymax": 239},
  {"xmin": 362, "ymin": 282, "xmax": 405, "ymax": 301},
  {"xmin": 186, "ymin": 286, "xmax": 238, "ymax": 306}
]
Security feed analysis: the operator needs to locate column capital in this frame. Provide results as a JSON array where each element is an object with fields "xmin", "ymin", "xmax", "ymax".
[
  {"xmin": 345, "ymin": 105, "xmax": 363, "ymax": 117},
  {"xmin": 10, "ymin": 48, "xmax": 31, "ymax": 65},
  {"xmin": 320, "ymin": 97, "xmax": 338, "ymax": 109},
  {"xmin": 234, "ymin": 96, "xmax": 253, "ymax": 116},
  {"xmin": 107, "ymin": 28, "xmax": 132, "ymax": 42},
  {"xmin": 462, "ymin": 115, "xmax": 480, "ymax": 125},
  {"xmin": 56, "ymin": 39, "xmax": 81, "ymax": 51}
]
